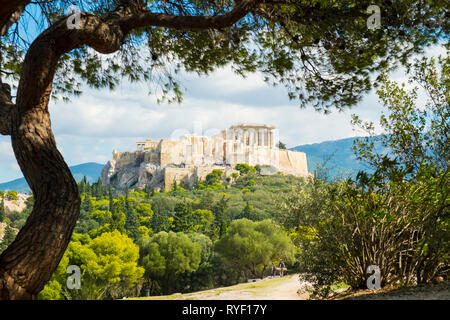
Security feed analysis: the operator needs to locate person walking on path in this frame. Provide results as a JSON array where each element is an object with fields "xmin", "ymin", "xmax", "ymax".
[
  {"xmin": 279, "ymin": 259, "xmax": 286, "ymax": 277},
  {"xmin": 271, "ymin": 263, "xmax": 276, "ymax": 277}
]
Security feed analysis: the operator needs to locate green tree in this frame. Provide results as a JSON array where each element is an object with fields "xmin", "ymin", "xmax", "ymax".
[
  {"xmin": 150, "ymin": 195, "xmax": 177, "ymax": 233},
  {"xmin": 179, "ymin": 233, "xmax": 215, "ymax": 292},
  {"xmin": 351, "ymin": 56, "xmax": 450, "ymax": 285},
  {"xmin": 124, "ymin": 193, "xmax": 140, "ymax": 240},
  {"xmin": 110, "ymin": 197, "xmax": 127, "ymax": 233},
  {"xmin": 205, "ymin": 169, "xmax": 224, "ymax": 186},
  {"xmin": 213, "ymin": 195, "xmax": 230, "ymax": 238},
  {"xmin": 0, "ymin": 225, "xmax": 17, "ymax": 255},
  {"xmin": 39, "ymin": 230, "xmax": 144, "ymax": 300},
  {"xmin": 6, "ymin": 191, "xmax": 18, "ymax": 201},
  {"xmin": 139, "ymin": 231, "xmax": 202, "ymax": 295},
  {"xmin": 352, "ymin": 55, "xmax": 449, "ymax": 178},
  {"xmin": 80, "ymin": 195, "xmax": 94, "ymax": 213},
  {"xmin": 0, "ymin": 199, "xmax": 5, "ymax": 223},
  {"xmin": 172, "ymin": 201, "xmax": 193, "ymax": 233},
  {"xmin": 215, "ymin": 219, "xmax": 296, "ymax": 281},
  {"xmin": 237, "ymin": 201, "xmax": 254, "ymax": 220},
  {"xmin": 190, "ymin": 209, "xmax": 215, "ymax": 236},
  {"xmin": 235, "ymin": 164, "xmax": 256, "ymax": 175}
]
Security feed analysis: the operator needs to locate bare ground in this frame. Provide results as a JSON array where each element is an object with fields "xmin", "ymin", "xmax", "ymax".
[
  {"xmin": 133, "ymin": 274, "xmax": 311, "ymax": 300},
  {"xmin": 130, "ymin": 275, "xmax": 450, "ymax": 300}
]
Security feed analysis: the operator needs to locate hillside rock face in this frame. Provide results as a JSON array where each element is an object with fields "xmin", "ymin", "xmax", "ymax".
[
  {"xmin": 101, "ymin": 158, "xmax": 165, "ymax": 191},
  {"xmin": 3, "ymin": 193, "xmax": 29, "ymax": 215},
  {"xmin": 101, "ymin": 124, "xmax": 310, "ymax": 192}
]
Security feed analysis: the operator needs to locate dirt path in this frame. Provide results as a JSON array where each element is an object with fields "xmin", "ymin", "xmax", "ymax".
[{"xmin": 135, "ymin": 274, "xmax": 311, "ymax": 300}]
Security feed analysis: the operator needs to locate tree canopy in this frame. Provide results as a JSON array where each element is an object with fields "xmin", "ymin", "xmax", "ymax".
[
  {"xmin": 0, "ymin": 1, "xmax": 448, "ymax": 110},
  {"xmin": 38, "ymin": 230, "xmax": 144, "ymax": 300},
  {"xmin": 138, "ymin": 231, "xmax": 202, "ymax": 294},
  {"xmin": 215, "ymin": 218, "xmax": 296, "ymax": 280}
]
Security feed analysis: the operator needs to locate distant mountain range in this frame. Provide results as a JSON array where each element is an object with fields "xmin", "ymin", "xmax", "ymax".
[
  {"xmin": 291, "ymin": 136, "xmax": 380, "ymax": 180},
  {"xmin": 0, "ymin": 162, "xmax": 105, "ymax": 193}
]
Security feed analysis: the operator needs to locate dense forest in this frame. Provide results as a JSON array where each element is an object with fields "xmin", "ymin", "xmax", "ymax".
[
  {"xmin": 2, "ymin": 164, "xmax": 303, "ymax": 299},
  {"xmin": 0, "ymin": 57, "xmax": 448, "ymax": 299}
]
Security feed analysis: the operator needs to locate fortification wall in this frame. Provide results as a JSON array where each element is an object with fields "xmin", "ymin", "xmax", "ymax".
[
  {"xmin": 278, "ymin": 150, "xmax": 309, "ymax": 176},
  {"xmin": 163, "ymin": 166, "xmax": 239, "ymax": 191},
  {"xmin": 163, "ymin": 167, "xmax": 196, "ymax": 191},
  {"xmin": 160, "ymin": 139, "xmax": 186, "ymax": 166},
  {"xmin": 114, "ymin": 151, "xmax": 144, "ymax": 169}
]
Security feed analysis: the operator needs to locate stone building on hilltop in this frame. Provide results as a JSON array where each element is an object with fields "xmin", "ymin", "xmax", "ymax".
[{"xmin": 101, "ymin": 124, "xmax": 310, "ymax": 191}]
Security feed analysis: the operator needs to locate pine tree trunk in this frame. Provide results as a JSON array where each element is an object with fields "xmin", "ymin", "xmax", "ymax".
[{"xmin": 0, "ymin": 106, "xmax": 80, "ymax": 299}]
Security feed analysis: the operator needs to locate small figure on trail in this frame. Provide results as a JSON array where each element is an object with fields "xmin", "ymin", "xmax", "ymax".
[
  {"xmin": 271, "ymin": 263, "xmax": 276, "ymax": 277},
  {"xmin": 279, "ymin": 259, "xmax": 286, "ymax": 277}
]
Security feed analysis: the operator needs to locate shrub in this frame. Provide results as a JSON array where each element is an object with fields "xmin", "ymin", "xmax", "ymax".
[
  {"xmin": 6, "ymin": 191, "xmax": 18, "ymax": 200},
  {"xmin": 215, "ymin": 219, "xmax": 296, "ymax": 281},
  {"xmin": 235, "ymin": 164, "xmax": 256, "ymax": 175}
]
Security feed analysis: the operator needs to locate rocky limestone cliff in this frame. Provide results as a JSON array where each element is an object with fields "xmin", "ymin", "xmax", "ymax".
[
  {"xmin": 102, "ymin": 124, "xmax": 310, "ymax": 192},
  {"xmin": 101, "ymin": 157, "xmax": 165, "ymax": 191},
  {"xmin": 3, "ymin": 193, "xmax": 29, "ymax": 215},
  {"xmin": 101, "ymin": 152, "xmax": 238, "ymax": 192}
]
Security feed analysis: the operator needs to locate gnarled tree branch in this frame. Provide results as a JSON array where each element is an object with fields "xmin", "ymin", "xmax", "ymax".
[
  {"xmin": 0, "ymin": 0, "xmax": 29, "ymax": 36},
  {"xmin": 17, "ymin": 0, "xmax": 259, "ymax": 111}
]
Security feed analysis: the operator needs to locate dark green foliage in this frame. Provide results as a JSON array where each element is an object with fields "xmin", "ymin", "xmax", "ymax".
[
  {"xmin": 235, "ymin": 163, "xmax": 256, "ymax": 175},
  {"xmin": 215, "ymin": 219, "xmax": 296, "ymax": 281},
  {"xmin": 172, "ymin": 201, "xmax": 193, "ymax": 233},
  {"xmin": 236, "ymin": 201, "xmax": 253, "ymax": 220},
  {"xmin": 205, "ymin": 169, "xmax": 223, "ymax": 186},
  {"xmin": 9, "ymin": 0, "xmax": 440, "ymax": 109},
  {"xmin": 277, "ymin": 141, "xmax": 287, "ymax": 150},
  {"xmin": 0, "ymin": 199, "xmax": 5, "ymax": 222},
  {"xmin": 213, "ymin": 195, "xmax": 230, "ymax": 238},
  {"xmin": 110, "ymin": 197, "xmax": 127, "ymax": 233},
  {"xmin": 0, "ymin": 225, "xmax": 16, "ymax": 254},
  {"xmin": 81, "ymin": 195, "xmax": 93, "ymax": 213},
  {"xmin": 6, "ymin": 191, "xmax": 18, "ymax": 200},
  {"xmin": 138, "ymin": 231, "xmax": 202, "ymax": 295},
  {"xmin": 277, "ymin": 57, "xmax": 450, "ymax": 297},
  {"xmin": 124, "ymin": 191, "xmax": 140, "ymax": 240}
]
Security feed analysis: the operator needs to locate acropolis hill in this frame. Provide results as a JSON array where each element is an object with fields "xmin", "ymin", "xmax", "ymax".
[{"xmin": 101, "ymin": 124, "xmax": 310, "ymax": 192}]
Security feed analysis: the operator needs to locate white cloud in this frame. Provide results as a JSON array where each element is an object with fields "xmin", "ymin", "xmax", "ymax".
[{"xmin": 0, "ymin": 138, "xmax": 23, "ymax": 182}]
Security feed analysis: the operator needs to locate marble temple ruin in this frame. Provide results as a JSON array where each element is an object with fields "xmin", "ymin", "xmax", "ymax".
[{"xmin": 101, "ymin": 124, "xmax": 310, "ymax": 191}]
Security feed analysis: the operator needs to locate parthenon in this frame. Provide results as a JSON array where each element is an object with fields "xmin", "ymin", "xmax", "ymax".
[{"xmin": 102, "ymin": 124, "xmax": 310, "ymax": 191}]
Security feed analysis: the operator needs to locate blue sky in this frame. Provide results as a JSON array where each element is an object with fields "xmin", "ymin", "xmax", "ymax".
[{"xmin": 0, "ymin": 45, "xmax": 446, "ymax": 183}]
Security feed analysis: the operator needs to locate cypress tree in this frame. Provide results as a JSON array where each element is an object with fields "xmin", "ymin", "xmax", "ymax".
[
  {"xmin": 108, "ymin": 185, "xmax": 114, "ymax": 212},
  {"xmin": 81, "ymin": 195, "xmax": 93, "ymax": 213},
  {"xmin": 0, "ymin": 225, "xmax": 16, "ymax": 254},
  {"xmin": 124, "ymin": 190, "xmax": 139, "ymax": 239},
  {"xmin": 213, "ymin": 196, "xmax": 229, "ymax": 238},
  {"xmin": 0, "ymin": 199, "xmax": 6, "ymax": 222},
  {"xmin": 172, "ymin": 201, "xmax": 193, "ymax": 232}
]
